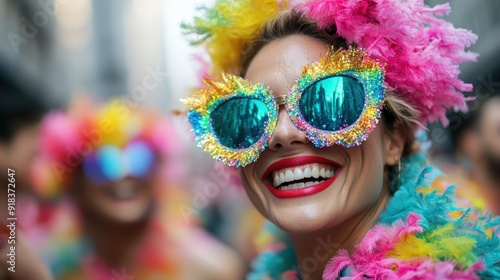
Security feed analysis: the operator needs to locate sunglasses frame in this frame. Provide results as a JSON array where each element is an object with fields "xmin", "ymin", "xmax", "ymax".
[
  {"xmin": 185, "ymin": 48, "xmax": 385, "ymax": 167},
  {"xmin": 82, "ymin": 140, "xmax": 157, "ymax": 184},
  {"xmin": 187, "ymin": 76, "xmax": 279, "ymax": 167}
]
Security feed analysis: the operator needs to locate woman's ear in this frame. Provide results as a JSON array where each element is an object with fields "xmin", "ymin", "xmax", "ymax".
[{"xmin": 384, "ymin": 121, "xmax": 407, "ymax": 166}]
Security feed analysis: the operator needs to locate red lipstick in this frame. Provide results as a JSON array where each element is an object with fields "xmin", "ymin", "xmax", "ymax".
[{"xmin": 262, "ymin": 156, "xmax": 343, "ymax": 199}]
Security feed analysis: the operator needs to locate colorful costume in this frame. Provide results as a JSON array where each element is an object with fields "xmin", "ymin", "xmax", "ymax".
[
  {"xmin": 29, "ymin": 98, "xmax": 193, "ymax": 279},
  {"xmin": 180, "ymin": 0, "xmax": 500, "ymax": 279},
  {"xmin": 25, "ymin": 201, "xmax": 179, "ymax": 279}
]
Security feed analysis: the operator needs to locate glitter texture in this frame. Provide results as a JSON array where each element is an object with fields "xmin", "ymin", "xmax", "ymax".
[
  {"xmin": 182, "ymin": 74, "xmax": 278, "ymax": 167},
  {"xmin": 183, "ymin": 48, "xmax": 384, "ymax": 166},
  {"xmin": 287, "ymin": 47, "xmax": 385, "ymax": 147}
]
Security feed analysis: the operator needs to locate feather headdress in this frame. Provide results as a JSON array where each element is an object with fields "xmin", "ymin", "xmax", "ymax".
[{"xmin": 182, "ymin": 0, "xmax": 478, "ymax": 125}]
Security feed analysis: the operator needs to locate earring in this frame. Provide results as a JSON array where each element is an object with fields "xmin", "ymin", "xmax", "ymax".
[{"xmin": 396, "ymin": 157, "xmax": 401, "ymax": 189}]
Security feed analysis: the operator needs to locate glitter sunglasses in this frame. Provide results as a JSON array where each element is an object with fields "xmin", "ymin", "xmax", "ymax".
[
  {"xmin": 82, "ymin": 140, "xmax": 156, "ymax": 184},
  {"xmin": 183, "ymin": 48, "xmax": 385, "ymax": 167}
]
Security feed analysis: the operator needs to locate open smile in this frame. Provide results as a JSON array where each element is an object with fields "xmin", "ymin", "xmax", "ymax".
[
  {"xmin": 262, "ymin": 156, "xmax": 343, "ymax": 198},
  {"xmin": 103, "ymin": 181, "xmax": 141, "ymax": 201}
]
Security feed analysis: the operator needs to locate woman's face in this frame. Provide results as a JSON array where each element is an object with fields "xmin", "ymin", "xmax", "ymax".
[{"xmin": 241, "ymin": 35, "xmax": 401, "ymax": 233}]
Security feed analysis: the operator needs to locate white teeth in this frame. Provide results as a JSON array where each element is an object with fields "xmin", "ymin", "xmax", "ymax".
[
  {"xmin": 114, "ymin": 185, "xmax": 134, "ymax": 199},
  {"xmin": 285, "ymin": 170, "xmax": 294, "ymax": 182},
  {"xmin": 274, "ymin": 175, "xmax": 280, "ymax": 187},
  {"xmin": 304, "ymin": 166, "xmax": 312, "ymax": 178},
  {"xmin": 312, "ymin": 166, "xmax": 320, "ymax": 178},
  {"xmin": 280, "ymin": 180, "xmax": 327, "ymax": 190},
  {"xmin": 320, "ymin": 168, "xmax": 326, "ymax": 178},
  {"xmin": 294, "ymin": 168, "xmax": 304, "ymax": 180},
  {"xmin": 271, "ymin": 163, "xmax": 340, "ymax": 189},
  {"xmin": 304, "ymin": 181, "xmax": 315, "ymax": 187},
  {"xmin": 286, "ymin": 183, "xmax": 305, "ymax": 190}
]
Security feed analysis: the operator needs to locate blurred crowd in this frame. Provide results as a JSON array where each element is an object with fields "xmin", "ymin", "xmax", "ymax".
[
  {"xmin": 0, "ymin": 66, "xmax": 261, "ymax": 279},
  {"xmin": 0, "ymin": 1, "xmax": 499, "ymax": 280}
]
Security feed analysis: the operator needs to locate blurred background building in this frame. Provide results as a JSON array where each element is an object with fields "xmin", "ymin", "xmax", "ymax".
[{"xmin": 0, "ymin": 0, "xmax": 169, "ymax": 110}]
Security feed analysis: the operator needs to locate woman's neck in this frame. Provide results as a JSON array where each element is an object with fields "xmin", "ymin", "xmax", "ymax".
[
  {"xmin": 82, "ymin": 213, "xmax": 149, "ymax": 268},
  {"xmin": 290, "ymin": 185, "xmax": 391, "ymax": 280}
]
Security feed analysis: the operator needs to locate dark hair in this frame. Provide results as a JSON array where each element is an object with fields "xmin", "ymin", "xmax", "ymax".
[{"xmin": 0, "ymin": 69, "xmax": 47, "ymax": 142}]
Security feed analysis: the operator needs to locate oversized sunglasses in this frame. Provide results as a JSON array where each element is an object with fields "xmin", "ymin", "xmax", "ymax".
[
  {"xmin": 183, "ymin": 48, "xmax": 385, "ymax": 167},
  {"xmin": 82, "ymin": 140, "xmax": 156, "ymax": 185}
]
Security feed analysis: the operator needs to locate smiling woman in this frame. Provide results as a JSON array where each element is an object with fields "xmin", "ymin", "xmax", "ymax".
[
  {"xmin": 30, "ymin": 97, "xmax": 244, "ymax": 280},
  {"xmin": 182, "ymin": 0, "xmax": 500, "ymax": 279}
]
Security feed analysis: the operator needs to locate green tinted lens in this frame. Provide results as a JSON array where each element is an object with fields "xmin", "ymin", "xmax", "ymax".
[
  {"xmin": 300, "ymin": 75, "xmax": 365, "ymax": 131},
  {"xmin": 211, "ymin": 97, "xmax": 269, "ymax": 149}
]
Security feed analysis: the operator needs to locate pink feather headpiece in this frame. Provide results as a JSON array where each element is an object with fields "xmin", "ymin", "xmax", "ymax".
[
  {"xmin": 183, "ymin": 0, "xmax": 478, "ymax": 125},
  {"xmin": 31, "ymin": 97, "xmax": 180, "ymax": 197}
]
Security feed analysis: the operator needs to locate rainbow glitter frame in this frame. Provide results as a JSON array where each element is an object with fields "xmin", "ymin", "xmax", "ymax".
[
  {"xmin": 183, "ymin": 48, "xmax": 385, "ymax": 167},
  {"xmin": 286, "ymin": 47, "xmax": 385, "ymax": 148},
  {"xmin": 184, "ymin": 74, "xmax": 279, "ymax": 167}
]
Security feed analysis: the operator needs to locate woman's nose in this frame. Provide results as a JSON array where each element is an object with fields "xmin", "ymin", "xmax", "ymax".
[{"xmin": 267, "ymin": 107, "xmax": 309, "ymax": 152}]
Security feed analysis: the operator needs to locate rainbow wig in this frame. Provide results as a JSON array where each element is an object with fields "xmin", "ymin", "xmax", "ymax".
[
  {"xmin": 31, "ymin": 98, "xmax": 177, "ymax": 198},
  {"xmin": 182, "ymin": 0, "xmax": 477, "ymax": 126}
]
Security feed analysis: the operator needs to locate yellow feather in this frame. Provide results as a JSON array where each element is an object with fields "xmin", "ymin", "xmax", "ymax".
[{"xmin": 388, "ymin": 223, "xmax": 477, "ymax": 266}]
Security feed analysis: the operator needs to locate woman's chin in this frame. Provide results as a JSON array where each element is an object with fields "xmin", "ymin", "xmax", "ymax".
[
  {"xmin": 276, "ymin": 221, "xmax": 326, "ymax": 235},
  {"xmin": 268, "ymin": 207, "xmax": 344, "ymax": 234}
]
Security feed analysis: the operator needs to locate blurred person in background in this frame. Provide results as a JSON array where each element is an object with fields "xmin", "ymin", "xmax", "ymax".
[
  {"xmin": 447, "ymin": 92, "xmax": 500, "ymax": 215},
  {"xmin": 30, "ymin": 97, "xmax": 243, "ymax": 280},
  {"xmin": 0, "ymin": 61, "xmax": 53, "ymax": 280},
  {"xmin": 0, "ymin": 63, "xmax": 47, "ymax": 204}
]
